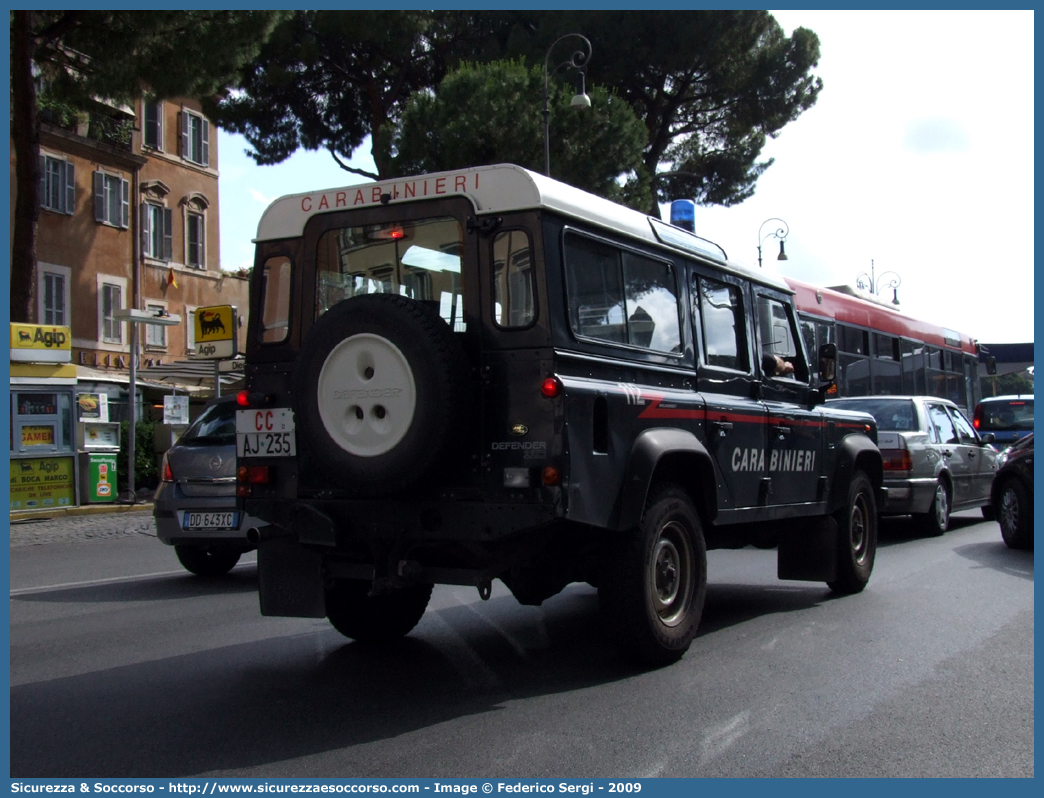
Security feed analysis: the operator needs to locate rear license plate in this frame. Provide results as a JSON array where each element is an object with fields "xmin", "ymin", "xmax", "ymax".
[
  {"xmin": 183, "ymin": 511, "xmax": 238, "ymax": 531},
  {"xmin": 236, "ymin": 409, "xmax": 296, "ymax": 457}
]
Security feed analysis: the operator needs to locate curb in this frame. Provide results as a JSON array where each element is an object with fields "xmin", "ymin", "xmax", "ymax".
[{"xmin": 10, "ymin": 503, "xmax": 155, "ymax": 523}]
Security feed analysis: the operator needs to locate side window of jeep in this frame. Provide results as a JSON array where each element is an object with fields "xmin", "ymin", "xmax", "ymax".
[
  {"xmin": 695, "ymin": 275, "xmax": 749, "ymax": 372},
  {"xmin": 260, "ymin": 255, "xmax": 292, "ymax": 344},
  {"xmin": 492, "ymin": 229, "xmax": 535, "ymax": 329},
  {"xmin": 756, "ymin": 294, "xmax": 807, "ymax": 381},
  {"xmin": 564, "ymin": 232, "xmax": 681, "ymax": 354}
]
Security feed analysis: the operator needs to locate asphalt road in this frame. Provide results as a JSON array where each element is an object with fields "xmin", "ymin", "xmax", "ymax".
[{"xmin": 9, "ymin": 509, "xmax": 1034, "ymax": 778}]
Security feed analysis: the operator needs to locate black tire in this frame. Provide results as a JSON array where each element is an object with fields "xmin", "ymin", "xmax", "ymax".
[
  {"xmin": 325, "ymin": 580, "xmax": 434, "ymax": 642},
  {"xmin": 827, "ymin": 470, "xmax": 877, "ymax": 594},
  {"xmin": 599, "ymin": 483, "xmax": 707, "ymax": 667},
  {"xmin": 918, "ymin": 478, "xmax": 950, "ymax": 537},
  {"xmin": 175, "ymin": 545, "xmax": 241, "ymax": 577},
  {"xmin": 292, "ymin": 294, "xmax": 471, "ymax": 497},
  {"xmin": 997, "ymin": 478, "xmax": 1034, "ymax": 550}
]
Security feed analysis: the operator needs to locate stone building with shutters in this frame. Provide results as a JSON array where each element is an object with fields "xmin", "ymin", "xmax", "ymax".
[{"xmin": 11, "ymin": 93, "xmax": 249, "ymax": 421}]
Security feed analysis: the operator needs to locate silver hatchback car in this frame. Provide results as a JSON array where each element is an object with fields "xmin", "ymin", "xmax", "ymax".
[
  {"xmin": 827, "ymin": 396, "xmax": 998, "ymax": 535},
  {"xmin": 154, "ymin": 395, "xmax": 258, "ymax": 575}
]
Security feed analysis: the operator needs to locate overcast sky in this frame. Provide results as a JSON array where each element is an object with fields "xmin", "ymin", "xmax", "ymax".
[{"xmin": 217, "ymin": 9, "xmax": 1035, "ymax": 344}]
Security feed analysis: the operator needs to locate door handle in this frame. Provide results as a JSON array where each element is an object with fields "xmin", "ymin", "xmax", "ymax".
[
  {"xmin": 772, "ymin": 425, "xmax": 791, "ymax": 440},
  {"xmin": 710, "ymin": 420, "xmax": 733, "ymax": 437},
  {"xmin": 941, "ymin": 449, "xmax": 953, "ymax": 457}
]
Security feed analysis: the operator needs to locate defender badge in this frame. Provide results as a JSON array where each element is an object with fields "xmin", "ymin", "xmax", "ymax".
[{"xmin": 510, "ymin": 424, "xmax": 528, "ymax": 437}]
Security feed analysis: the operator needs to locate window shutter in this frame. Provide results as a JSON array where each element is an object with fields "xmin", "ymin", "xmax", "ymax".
[
  {"xmin": 180, "ymin": 111, "xmax": 188, "ymax": 159},
  {"xmin": 201, "ymin": 120, "xmax": 209, "ymax": 167},
  {"xmin": 120, "ymin": 179, "xmax": 130, "ymax": 228},
  {"xmin": 63, "ymin": 162, "xmax": 75, "ymax": 214},
  {"xmin": 163, "ymin": 207, "xmax": 174, "ymax": 261},
  {"xmin": 140, "ymin": 203, "xmax": 151, "ymax": 256},
  {"xmin": 38, "ymin": 155, "xmax": 46, "ymax": 209},
  {"xmin": 93, "ymin": 171, "xmax": 105, "ymax": 222},
  {"xmin": 198, "ymin": 216, "xmax": 206, "ymax": 267}
]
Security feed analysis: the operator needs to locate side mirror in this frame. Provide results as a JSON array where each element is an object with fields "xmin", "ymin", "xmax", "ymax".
[
  {"xmin": 981, "ymin": 432, "xmax": 996, "ymax": 445},
  {"xmin": 985, "ymin": 356, "xmax": 997, "ymax": 376},
  {"xmin": 818, "ymin": 342, "xmax": 837, "ymax": 383}
]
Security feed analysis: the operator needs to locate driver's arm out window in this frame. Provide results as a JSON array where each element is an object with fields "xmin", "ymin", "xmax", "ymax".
[{"xmin": 260, "ymin": 256, "xmax": 291, "ymax": 344}]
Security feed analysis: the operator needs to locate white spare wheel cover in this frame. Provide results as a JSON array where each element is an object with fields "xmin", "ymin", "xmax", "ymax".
[{"xmin": 317, "ymin": 333, "xmax": 418, "ymax": 457}]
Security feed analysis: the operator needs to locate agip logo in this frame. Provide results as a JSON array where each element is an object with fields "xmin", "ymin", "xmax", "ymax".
[
  {"xmin": 10, "ymin": 324, "xmax": 72, "ymax": 363},
  {"xmin": 193, "ymin": 305, "xmax": 236, "ymax": 359}
]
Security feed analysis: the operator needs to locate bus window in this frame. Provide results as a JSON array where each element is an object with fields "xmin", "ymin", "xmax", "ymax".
[{"xmin": 872, "ymin": 333, "xmax": 901, "ymax": 394}]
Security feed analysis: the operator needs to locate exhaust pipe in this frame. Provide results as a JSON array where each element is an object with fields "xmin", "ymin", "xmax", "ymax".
[{"xmin": 247, "ymin": 527, "xmax": 261, "ymax": 545}]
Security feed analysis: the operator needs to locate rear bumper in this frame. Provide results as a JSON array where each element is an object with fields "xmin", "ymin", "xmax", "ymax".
[{"xmin": 880, "ymin": 477, "xmax": 936, "ymax": 516}]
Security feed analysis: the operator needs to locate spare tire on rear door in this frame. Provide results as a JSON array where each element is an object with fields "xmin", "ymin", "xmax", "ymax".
[{"xmin": 292, "ymin": 294, "xmax": 472, "ymax": 497}]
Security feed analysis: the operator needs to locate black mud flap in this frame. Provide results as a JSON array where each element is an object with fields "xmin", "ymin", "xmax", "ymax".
[
  {"xmin": 258, "ymin": 536, "xmax": 326, "ymax": 618},
  {"xmin": 777, "ymin": 516, "xmax": 838, "ymax": 582}
]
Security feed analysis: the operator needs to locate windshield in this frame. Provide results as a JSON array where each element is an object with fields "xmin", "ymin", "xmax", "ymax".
[
  {"xmin": 977, "ymin": 399, "xmax": 1034, "ymax": 432},
  {"xmin": 829, "ymin": 398, "xmax": 918, "ymax": 431},
  {"xmin": 315, "ymin": 216, "xmax": 465, "ymax": 331},
  {"xmin": 180, "ymin": 400, "xmax": 236, "ymax": 446}
]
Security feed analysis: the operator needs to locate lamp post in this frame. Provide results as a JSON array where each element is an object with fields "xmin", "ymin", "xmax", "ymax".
[
  {"xmin": 543, "ymin": 33, "xmax": 592, "ymax": 177},
  {"xmin": 757, "ymin": 218, "xmax": 790, "ymax": 268},
  {"xmin": 113, "ymin": 307, "xmax": 181, "ymax": 502},
  {"xmin": 855, "ymin": 259, "xmax": 902, "ymax": 305}
]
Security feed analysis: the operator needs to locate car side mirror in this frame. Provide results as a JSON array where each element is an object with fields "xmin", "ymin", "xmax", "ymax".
[
  {"xmin": 985, "ymin": 356, "xmax": 997, "ymax": 376},
  {"xmin": 981, "ymin": 432, "xmax": 996, "ymax": 445},
  {"xmin": 818, "ymin": 342, "xmax": 837, "ymax": 383}
]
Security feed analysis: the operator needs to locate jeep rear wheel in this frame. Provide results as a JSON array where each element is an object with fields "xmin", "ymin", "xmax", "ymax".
[
  {"xmin": 827, "ymin": 470, "xmax": 877, "ymax": 594},
  {"xmin": 325, "ymin": 580, "xmax": 434, "ymax": 642},
  {"xmin": 292, "ymin": 295, "xmax": 471, "ymax": 496},
  {"xmin": 599, "ymin": 483, "xmax": 707, "ymax": 667}
]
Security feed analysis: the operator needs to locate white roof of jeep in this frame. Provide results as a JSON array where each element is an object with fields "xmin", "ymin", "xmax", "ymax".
[{"xmin": 254, "ymin": 163, "xmax": 789, "ymax": 292}]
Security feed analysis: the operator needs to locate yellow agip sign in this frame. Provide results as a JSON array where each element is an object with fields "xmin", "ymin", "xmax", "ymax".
[
  {"xmin": 193, "ymin": 305, "xmax": 236, "ymax": 359},
  {"xmin": 10, "ymin": 324, "xmax": 72, "ymax": 363}
]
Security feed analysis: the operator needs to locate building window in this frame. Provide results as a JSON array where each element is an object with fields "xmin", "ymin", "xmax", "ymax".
[
  {"xmin": 41, "ymin": 270, "xmax": 67, "ymax": 326},
  {"xmin": 93, "ymin": 172, "xmax": 129, "ymax": 228},
  {"xmin": 185, "ymin": 306, "xmax": 198, "ymax": 355},
  {"xmin": 143, "ymin": 99, "xmax": 164, "ymax": 150},
  {"xmin": 101, "ymin": 283, "xmax": 123, "ymax": 343},
  {"xmin": 142, "ymin": 202, "xmax": 173, "ymax": 261},
  {"xmin": 186, "ymin": 211, "xmax": 205, "ymax": 268},
  {"xmin": 145, "ymin": 303, "xmax": 167, "ymax": 349},
  {"xmin": 181, "ymin": 109, "xmax": 209, "ymax": 166},
  {"xmin": 40, "ymin": 154, "xmax": 75, "ymax": 214}
]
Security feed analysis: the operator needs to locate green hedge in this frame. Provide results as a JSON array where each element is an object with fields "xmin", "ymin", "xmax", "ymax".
[{"xmin": 117, "ymin": 420, "xmax": 159, "ymax": 490}]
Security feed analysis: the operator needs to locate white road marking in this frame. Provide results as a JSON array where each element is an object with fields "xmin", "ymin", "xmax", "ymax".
[{"xmin": 10, "ymin": 560, "xmax": 256, "ymax": 596}]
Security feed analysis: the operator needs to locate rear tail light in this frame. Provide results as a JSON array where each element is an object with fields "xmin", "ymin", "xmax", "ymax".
[
  {"xmin": 541, "ymin": 376, "xmax": 562, "ymax": 398},
  {"xmin": 541, "ymin": 466, "xmax": 560, "ymax": 486},
  {"xmin": 236, "ymin": 465, "xmax": 271, "ymax": 497},
  {"xmin": 881, "ymin": 448, "xmax": 913, "ymax": 475},
  {"xmin": 161, "ymin": 453, "xmax": 174, "ymax": 483}
]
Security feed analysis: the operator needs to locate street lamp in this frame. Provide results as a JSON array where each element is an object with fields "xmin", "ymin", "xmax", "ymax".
[
  {"xmin": 855, "ymin": 259, "xmax": 902, "ymax": 305},
  {"xmin": 543, "ymin": 33, "xmax": 592, "ymax": 177},
  {"xmin": 757, "ymin": 218, "xmax": 789, "ymax": 268},
  {"xmin": 113, "ymin": 307, "xmax": 181, "ymax": 502}
]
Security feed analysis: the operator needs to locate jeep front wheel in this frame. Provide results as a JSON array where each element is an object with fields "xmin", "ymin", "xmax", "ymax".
[
  {"xmin": 325, "ymin": 580, "xmax": 434, "ymax": 642},
  {"xmin": 599, "ymin": 483, "xmax": 707, "ymax": 666},
  {"xmin": 827, "ymin": 470, "xmax": 877, "ymax": 594}
]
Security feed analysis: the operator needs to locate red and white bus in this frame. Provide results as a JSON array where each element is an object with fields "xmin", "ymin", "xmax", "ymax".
[{"xmin": 786, "ymin": 277, "xmax": 985, "ymax": 412}]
